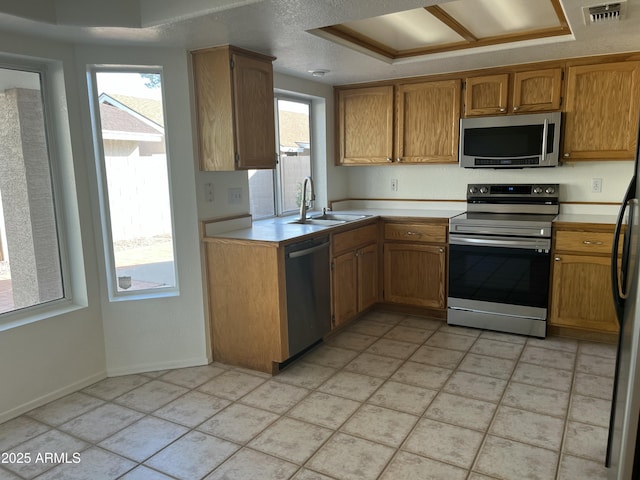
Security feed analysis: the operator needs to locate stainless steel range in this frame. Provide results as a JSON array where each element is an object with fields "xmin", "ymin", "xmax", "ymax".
[{"xmin": 448, "ymin": 183, "xmax": 560, "ymax": 338}]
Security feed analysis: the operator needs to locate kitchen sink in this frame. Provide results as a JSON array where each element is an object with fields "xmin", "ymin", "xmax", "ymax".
[
  {"xmin": 287, "ymin": 218, "xmax": 346, "ymax": 226},
  {"xmin": 287, "ymin": 212, "xmax": 370, "ymax": 226},
  {"xmin": 310, "ymin": 213, "xmax": 369, "ymax": 221}
]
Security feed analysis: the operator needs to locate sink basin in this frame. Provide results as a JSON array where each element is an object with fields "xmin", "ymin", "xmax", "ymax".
[
  {"xmin": 287, "ymin": 218, "xmax": 346, "ymax": 226},
  {"xmin": 287, "ymin": 212, "xmax": 369, "ymax": 226},
  {"xmin": 310, "ymin": 213, "xmax": 369, "ymax": 222}
]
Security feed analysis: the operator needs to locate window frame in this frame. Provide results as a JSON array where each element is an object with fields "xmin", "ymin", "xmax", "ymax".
[
  {"xmin": 250, "ymin": 94, "xmax": 313, "ymax": 219},
  {"xmin": 87, "ymin": 65, "xmax": 179, "ymax": 301},
  {"xmin": 0, "ymin": 58, "xmax": 73, "ymax": 327}
]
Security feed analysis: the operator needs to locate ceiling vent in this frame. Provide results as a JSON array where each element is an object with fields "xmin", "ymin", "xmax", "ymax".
[{"xmin": 583, "ymin": 2, "xmax": 627, "ymax": 24}]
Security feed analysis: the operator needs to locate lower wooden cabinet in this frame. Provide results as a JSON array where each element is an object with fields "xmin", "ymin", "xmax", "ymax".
[
  {"xmin": 331, "ymin": 223, "xmax": 379, "ymax": 328},
  {"xmin": 384, "ymin": 243, "xmax": 446, "ymax": 308},
  {"xmin": 205, "ymin": 240, "xmax": 288, "ymax": 373},
  {"xmin": 549, "ymin": 224, "xmax": 619, "ymax": 336},
  {"xmin": 382, "ymin": 221, "xmax": 447, "ymax": 310}
]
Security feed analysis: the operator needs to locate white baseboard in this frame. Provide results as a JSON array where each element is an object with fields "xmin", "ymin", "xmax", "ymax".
[
  {"xmin": 105, "ymin": 355, "xmax": 210, "ymax": 377},
  {"xmin": 1, "ymin": 356, "xmax": 212, "ymax": 424},
  {"xmin": 0, "ymin": 371, "xmax": 106, "ymax": 424}
]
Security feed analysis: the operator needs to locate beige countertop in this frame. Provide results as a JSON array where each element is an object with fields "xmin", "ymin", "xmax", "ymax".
[
  {"xmin": 205, "ymin": 208, "xmax": 464, "ymax": 243},
  {"xmin": 554, "ymin": 213, "xmax": 618, "ymax": 225},
  {"xmin": 204, "ymin": 207, "xmax": 621, "ymax": 244}
]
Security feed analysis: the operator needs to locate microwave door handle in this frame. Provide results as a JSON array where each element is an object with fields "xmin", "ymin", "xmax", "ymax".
[{"xmin": 540, "ymin": 118, "xmax": 549, "ymax": 161}]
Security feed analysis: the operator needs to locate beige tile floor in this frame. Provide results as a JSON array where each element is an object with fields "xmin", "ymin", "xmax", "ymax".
[{"xmin": 0, "ymin": 311, "xmax": 617, "ymax": 480}]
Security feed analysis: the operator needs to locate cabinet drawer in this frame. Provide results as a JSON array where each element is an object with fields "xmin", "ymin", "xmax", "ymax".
[
  {"xmin": 332, "ymin": 223, "xmax": 378, "ymax": 255},
  {"xmin": 384, "ymin": 223, "xmax": 446, "ymax": 243},
  {"xmin": 555, "ymin": 230, "xmax": 613, "ymax": 255}
]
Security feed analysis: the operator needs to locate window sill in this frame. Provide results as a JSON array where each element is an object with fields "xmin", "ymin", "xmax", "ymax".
[{"xmin": 0, "ymin": 299, "xmax": 87, "ymax": 332}]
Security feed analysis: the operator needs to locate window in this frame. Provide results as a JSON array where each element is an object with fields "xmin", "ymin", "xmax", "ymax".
[
  {"xmin": 89, "ymin": 68, "xmax": 177, "ymax": 298},
  {"xmin": 0, "ymin": 65, "xmax": 66, "ymax": 316},
  {"xmin": 249, "ymin": 97, "xmax": 312, "ymax": 218}
]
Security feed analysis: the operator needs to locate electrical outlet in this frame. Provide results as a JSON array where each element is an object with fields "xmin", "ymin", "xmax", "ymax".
[
  {"xmin": 228, "ymin": 187, "xmax": 242, "ymax": 204},
  {"xmin": 391, "ymin": 179, "xmax": 398, "ymax": 192},
  {"xmin": 204, "ymin": 182, "xmax": 214, "ymax": 203},
  {"xmin": 591, "ymin": 178, "xmax": 603, "ymax": 193}
]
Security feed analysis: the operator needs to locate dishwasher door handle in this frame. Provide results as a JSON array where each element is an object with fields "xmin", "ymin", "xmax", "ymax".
[{"xmin": 287, "ymin": 242, "xmax": 330, "ymax": 259}]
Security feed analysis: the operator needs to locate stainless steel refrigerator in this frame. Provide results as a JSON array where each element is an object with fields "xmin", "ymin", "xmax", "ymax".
[{"xmin": 607, "ymin": 127, "xmax": 640, "ymax": 479}]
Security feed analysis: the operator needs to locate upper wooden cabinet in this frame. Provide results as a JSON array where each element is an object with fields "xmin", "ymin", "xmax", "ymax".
[
  {"xmin": 464, "ymin": 74, "xmax": 509, "ymax": 116},
  {"xmin": 396, "ymin": 80, "xmax": 461, "ymax": 164},
  {"xmin": 337, "ymin": 86, "xmax": 394, "ymax": 165},
  {"xmin": 464, "ymin": 68, "xmax": 562, "ymax": 116},
  {"xmin": 336, "ymin": 79, "xmax": 461, "ymax": 165},
  {"xmin": 562, "ymin": 61, "xmax": 640, "ymax": 161},
  {"xmin": 192, "ymin": 45, "xmax": 277, "ymax": 171}
]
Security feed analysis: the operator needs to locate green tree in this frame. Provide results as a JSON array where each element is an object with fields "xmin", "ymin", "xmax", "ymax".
[{"xmin": 141, "ymin": 73, "xmax": 161, "ymax": 89}]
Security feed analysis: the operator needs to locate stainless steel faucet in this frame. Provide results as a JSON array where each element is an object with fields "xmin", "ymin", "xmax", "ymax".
[{"xmin": 298, "ymin": 176, "xmax": 315, "ymax": 222}]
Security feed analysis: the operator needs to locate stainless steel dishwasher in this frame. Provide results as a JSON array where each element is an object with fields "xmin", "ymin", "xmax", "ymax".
[{"xmin": 285, "ymin": 235, "xmax": 331, "ymax": 357}]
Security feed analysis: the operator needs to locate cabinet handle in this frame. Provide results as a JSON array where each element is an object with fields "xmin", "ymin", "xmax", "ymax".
[
  {"xmin": 555, "ymin": 257, "xmax": 561, "ymax": 261},
  {"xmin": 563, "ymin": 153, "xmax": 570, "ymax": 158},
  {"xmin": 396, "ymin": 157, "xmax": 402, "ymax": 162},
  {"xmin": 513, "ymin": 106, "xmax": 520, "ymax": 112},
  {"xmin": 583, "ymin": 240, "xmax": 604, "ymax": 245},
  {"xmin": 386, "ymin": 157, "xmax": 393, "ymax": 162},
  {"xmin": 499, "ymin": 107, "xmax": 506, "ymax": 112},
  {"xmin": 405, "ymin": 231, "xmax": 421, "ymax": 236},
  {"xmin": 439, "ymin": 247, "xmax": 444, "ymax": 253}
]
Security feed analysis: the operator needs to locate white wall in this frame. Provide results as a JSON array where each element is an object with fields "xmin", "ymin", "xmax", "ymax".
[
  {"xmin": 0, "ymin": 33, "xmax": 106, "ymax": 422},
  {"xmin": 346, "ymin": 160, "xmax": 634, "ymax": 207},
  {"xmin": 74, "ymin": 45, "xmax": 209, "ymax": 375}
]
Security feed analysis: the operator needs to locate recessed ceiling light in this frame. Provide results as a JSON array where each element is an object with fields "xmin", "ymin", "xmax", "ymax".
[{"xmin": 308, "ymin": 69, "xmax": 329, "ymax": 77}]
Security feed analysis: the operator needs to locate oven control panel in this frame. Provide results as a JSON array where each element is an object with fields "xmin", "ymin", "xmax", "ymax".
[{"xmin": 467, "ymin": 183, "xmax": 559, "ymax": 199}]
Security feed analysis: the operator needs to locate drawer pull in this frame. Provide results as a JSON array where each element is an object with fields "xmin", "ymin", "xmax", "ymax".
[
  {"xmin": 405, "ymin": 231, "xmax": 422, "ymax": 237},
  {"xmin": 439, "ymin": 247, "xmax": 444, "ymax": 253},
  {"xmin": 555, "ymin": 257, "xmax": 561, "ymax": 261},
  {"xmin": 583, "ymin": 240, "xmax": 604, "ymax": 245}
]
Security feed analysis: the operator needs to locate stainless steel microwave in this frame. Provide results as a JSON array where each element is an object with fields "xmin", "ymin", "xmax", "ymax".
[{"xmin": 459, "ymin": 111, "xmax": 562, "ymax": 168}]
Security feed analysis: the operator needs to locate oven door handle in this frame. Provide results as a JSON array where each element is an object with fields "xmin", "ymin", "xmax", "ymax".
[{"xmin": 449, "ymin": 235, "xmax": 551, "ymax": 250}]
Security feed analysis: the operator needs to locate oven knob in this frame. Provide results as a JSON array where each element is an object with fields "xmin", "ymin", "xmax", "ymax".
[
  {"xmin": 469, "ymin": 186, "xmax": 479, "ymax": 194},
  {"xmin": 545, "ymin": 186, "xmax": 555, "ymax": 194},
  {"xmin": 479, "ymin": 186, "xmax": 489, "ymax": 194},
  {"xmin": 533, "ymin": 187, "xmax": 543, "ymax": 194}
]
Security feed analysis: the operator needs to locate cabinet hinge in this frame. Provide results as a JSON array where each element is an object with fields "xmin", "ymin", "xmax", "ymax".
[
  {"xmin": 234, "ymin": 152, "xmax": 240, "ymax": 164},
  {"xmin": 561, "ymin": 70, "xmax": 564, "ymax": 81},
  {"xmin": 331, "ymin": 314, "xmax": 335, "ymax": 327},
  {"xmin": 230, "ymin": 59, "xmax": 235, "ymax": 69},
  {"xmin": 560, "ymin": 96, "xmax": 563, "ymax": 107},
  {"xmin": 330, "ymin": 262, "xmax": 334, "ymax": 271},
  {"xmin": 462, "ymin": 80, "xmax": 466, "ymax": 90}
]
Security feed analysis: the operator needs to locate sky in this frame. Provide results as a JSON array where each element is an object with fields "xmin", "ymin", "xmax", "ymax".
[{"xmin": 96, "ymin": 72, "xmax": 162, "ymax": 100}]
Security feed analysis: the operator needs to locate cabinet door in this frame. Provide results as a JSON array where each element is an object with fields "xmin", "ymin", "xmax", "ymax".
[
  {"xmin": 192, "ymin": 49, "xmax": 236, "ymax": 171},
  {"xmin": 464, "ymin": 74, "xmax": 509, "ymax": 116},
  {"xmin": 563, "ymin": 61, "xmax": 640, "ymax": 161},
  {"xmin": 549, "ymin": 254, "xmax": 618, "ymax": 333},
  {"xmin": 332, "ymin": 251, "xmax": 358, "ymax": 328},
  {"xmin": 358, "ymin": 243, "xmax": 379, "ymax": 311},
  {"xmin": 396, "ymin": 80, "xmax": 461, "ymax": 164},
  {"xmin": 383, "ymin": 243, "xmax": 446, "ymax": 308},
  {"xmin": 512, "ymin": 68, "xmax": 562, "ymax": 113},
  {"xmin": 232, "ymin": 53, "xmax": 277, "ymax": 169},
  {"xmin": 337, "ymin": 86, "xmax": 394, "ymax": 164}
]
